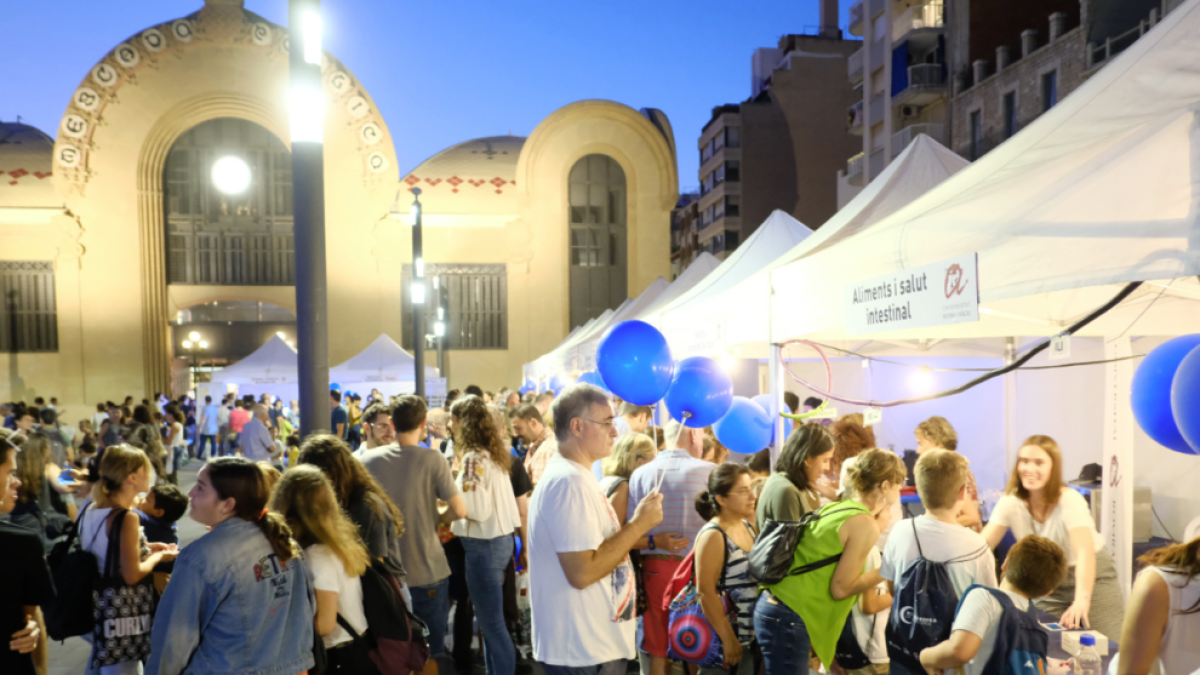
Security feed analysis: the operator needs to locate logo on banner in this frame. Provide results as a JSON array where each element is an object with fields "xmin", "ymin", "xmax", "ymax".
[
  {"xmin": 944, "ymin": 264, "xmax": 968, "ymax": 299},
  {"xmin": 1109, "ymin": 456, "xmax": 1121, "ymax": 488}
]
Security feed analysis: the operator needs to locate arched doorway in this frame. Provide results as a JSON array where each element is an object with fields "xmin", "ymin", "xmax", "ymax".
[
  {"xmin": 568, "ymin": 154, "xmax": 627, "ymax": 327},
  {"xmin": 163, "ymin": 117, "xmax": 295, "ymax": 286}
]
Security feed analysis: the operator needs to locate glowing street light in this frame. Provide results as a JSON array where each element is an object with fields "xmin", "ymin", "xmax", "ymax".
[{"xmin": 211, "ymin": 156, "xmax": 252, "ymax": 194}]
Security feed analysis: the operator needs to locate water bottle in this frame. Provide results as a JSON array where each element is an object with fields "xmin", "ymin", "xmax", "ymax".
[{"xmin": 1073, "ymin": 634, "xmax": 1101, "ymax": 675}]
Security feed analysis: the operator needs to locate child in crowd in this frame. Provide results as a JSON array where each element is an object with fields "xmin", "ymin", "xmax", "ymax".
[
  {"xmin": 136, "ymin": 483, "xmax": 188, "ymax": 590},
  {"xmin": 919, "ymin": 536, "xmax": 1068, "ymax": 674},
  {"xmin": 840, "ymin": 455, "xmax": 894, "ymax": 675},
  {"xmin": 880, "ymin": 449, "xmax": 996, "ymax": 674}
]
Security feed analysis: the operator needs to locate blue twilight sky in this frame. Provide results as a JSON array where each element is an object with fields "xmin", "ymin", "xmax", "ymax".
[{"xmin": 5, "ymin": 0, "xmax": 856, "ymax": 192}]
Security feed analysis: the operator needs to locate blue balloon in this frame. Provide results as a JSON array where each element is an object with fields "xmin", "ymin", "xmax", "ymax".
[
  {"xmin": 330, "ymin": 382, "xmax": 342, "ymax": 392},
  {"xmin": 1132, "ymin": 334, "xmax": 1200, "ymax": 453},
  {"xmin": 1170, "ymin": 342, "xmax": 1200, "ymax": 455},
  {"xmin": 597, "ymin": 321, "xmax": 674, "ymax": 405},
  {"xmin": 576, "ymin": 371, "xmax": 610, "ymax": 392},
  {"xmin": 664, "ymin": 356, "xmax": 734, "ymax": 428},
  {"xmin": 713, "ymin": 397, "xmax": 773, "ymax": 454},
  {"xmin": 752, "ymin": 393, "xmax": 794, "ymax": 444},
  {"xmin": 550, "ymin": 372, "xmax": 574, "ymax": 393}
]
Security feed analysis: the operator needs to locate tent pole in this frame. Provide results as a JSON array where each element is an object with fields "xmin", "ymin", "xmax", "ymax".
[{"xmin": 768, "ymin": 343, "xmax": 784, "ymax": 468}]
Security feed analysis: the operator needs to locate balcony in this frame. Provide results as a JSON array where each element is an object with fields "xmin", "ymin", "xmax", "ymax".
[
  {"xmin": 893, "ymin": 1, "xmax": 944, "ymax": 46},
  {"xmin": 847, "ymin": 152, "xmax": 865, "ymax": 186},
  {"xmin": 868, "ymin": 148, "xmax": 885, "ymax": 182},
  {"xmin": 891, "ymin": 123, "xmax": 944, "ymax": 156},
  {"xmin": 848, "ymin": 46, "xmax": 864, "ymax": 83},
  {"xmin": 849, "ymin": 0, "xmax": 865, "ymax": 36},
  {"xmin": 892, "ymin": 64, "xmax": 947, "ymax": 107},
  {"xmin": 869, "ymin": 0, "xmax": 885, "ymax": 19},
  {"xmin": 848, "ymin": 100, "xmax": 864, "ymax": 135}
]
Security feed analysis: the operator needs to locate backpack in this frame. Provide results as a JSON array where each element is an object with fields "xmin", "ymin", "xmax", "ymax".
[
  {"xmin": 885, "ymin": 519, "xmax": 990, "ymax": 673},
  {"xmin": 747, "ymin": 505, "xmax": 859, "ymax": 585},
  {"xmin": 44, "ymin": 503, "xmax": 99, "ymax": 641},
  {"xmin": 345, "ymin": 559, "xmax": 430, "ymax": 675},
  {"xmin": 834, "ymin": 611, "xmax": 876, "ymax": 671},
  {"xmin": 954, "ymin": 585, "xmax": 1049, "ymax": 675}
]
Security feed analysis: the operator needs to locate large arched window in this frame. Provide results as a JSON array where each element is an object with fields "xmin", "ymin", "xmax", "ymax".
[
  {"xmin": 164, "ymin": 118, "xmax": 294, "ymax": 286},
  {"xmin": 568, "ymin": 154, "xmax": 627, "ymax": 327}
]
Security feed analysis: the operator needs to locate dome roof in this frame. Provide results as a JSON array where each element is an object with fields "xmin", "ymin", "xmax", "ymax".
[
  {"xmin": 401, "ymin": 136, "xmax": 526, "ymax": 222},
  {"xmin": 0, "ymin": 122, "xmax": 60, "ymax": 209}
]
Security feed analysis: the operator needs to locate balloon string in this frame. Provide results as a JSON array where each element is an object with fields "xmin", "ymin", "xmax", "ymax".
[{"xmin": 652, "ymin": 412, "xmax": 690, "ymax": 494}]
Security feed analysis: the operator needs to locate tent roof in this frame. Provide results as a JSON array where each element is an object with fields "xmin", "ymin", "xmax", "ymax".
[
  {"xmin": 772, "ymin": 0, "xmax": 1200, "ymax": 342},
  {"xmin": 209, "ymin": 336, "xmax": 298, "ymax": 384},
  {"xmin": 330, "ymin": 334, "xmax": 438, "ymax": 382},
  {"xmin": 639, "ymin": 253, "xmax": 723, "ymax": 318}
]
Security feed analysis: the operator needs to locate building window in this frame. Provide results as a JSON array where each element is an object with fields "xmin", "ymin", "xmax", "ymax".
[
  {"xmin": 567, "ymin": 155, "xmax": 627, "ymax": 328},
  {"xmin": 1042, "ymin": 71, "xmax": 1058, "ymax": 112},
  {"xmin": 725, "ymin": 195, "xmax": 740, "ymax": 217},
  {"xmin": 0, "ymin": 261, "xmax": 57, "ymax": 353},
  {"xmin": 969, "ymin": 109, "xmax": 982, "ymax": 160},
  {"xmin": 402, "ymin": 263, "xmax": 508, "ymax": 350},
  {"xmin": 725, "ymin": 160, "xmax": 740, "ymax": 182},
  {"xmin": 715, "ymin": 164, "xmax": 726, "ymax": 185},
  {"xmin": 1003, "ymin": 91, "xmax": 1017, "ymax": 139},
  {"xmin": 164, "ymin": 118, "xmax": 295, "ymax": 287},
  {"xmin": 725, "ymin": 126, "xmax": 740, "ymax": 148}
]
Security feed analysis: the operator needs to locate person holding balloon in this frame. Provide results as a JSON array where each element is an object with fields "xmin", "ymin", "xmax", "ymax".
[{"xmin": 981, "ymin": 435, "xmax": 1126, "ymax": 641}]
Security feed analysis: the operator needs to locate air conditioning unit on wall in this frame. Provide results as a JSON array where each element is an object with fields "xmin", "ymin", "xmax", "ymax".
[{"xmin": 900, "ymin": 105, "xmax": 919, "ymax": 119}]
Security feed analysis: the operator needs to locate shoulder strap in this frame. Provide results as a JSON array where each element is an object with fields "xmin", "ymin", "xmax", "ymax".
[
  {"xmin": 692, "ymin": 523, "xmax": 732, "ymax": 591},
  {"xmin": 104, "ymin": 509, "xmax": 129, "ymax": 579},
  {"xmin": 335, "ymin": 614, "xmax": 363, "ymax": 640},
  {"xmin": 67, "ymin": 502, "xmax": 92, "ymax": 551},
  {"xmin": 911, "ymin": 518, "xmax": 925, "ymax": 560},
  {"xmin": 604, "ymin": 476, "xmax": 628, "ymax": 499}
]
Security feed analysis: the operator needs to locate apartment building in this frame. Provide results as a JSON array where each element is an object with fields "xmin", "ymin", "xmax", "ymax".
[
  {"xmin": 840, "ymin": 0, "xmax": 950, "ymax": 208},
  {"xmin": 670, "ymin": 193, "xmax": 701, "ymax": 278},
  {"xmin": 947, "ymin": 0, "xmax": 1185, "ymax": 161},
  {"xmin": 696, "ymin": 2, "xmax": 861, "ymax": 259},
  {"xmin": 839, "ymin": 0, "xmax": 1184, "ymax": 206}
]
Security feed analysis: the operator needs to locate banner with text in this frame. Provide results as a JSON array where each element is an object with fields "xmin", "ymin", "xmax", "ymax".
[
  {"xmin": 845, "ymin": 253, "xmax": 980, "ymax": 336},
  {"xmin": 1100, "ymin": 338, "xmax": 1134, "ymax": 598}
]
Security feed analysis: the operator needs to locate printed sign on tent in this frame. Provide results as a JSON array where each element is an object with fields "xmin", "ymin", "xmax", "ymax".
[{"xmin": 845, "ymin": 253, "xmax": 979, "ymax": 336}]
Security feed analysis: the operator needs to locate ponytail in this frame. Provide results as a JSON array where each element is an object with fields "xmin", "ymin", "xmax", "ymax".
[
  {"xmin": 208, "ymin": 457, "xmax": 298, "ymax": 563},
  {"xmin": 695, "ymin": 491, "xmax": 719, "ymax": 520},
  {"xmin": 256, "ymin": 511, "xmax": 298, "ymax": 563}
]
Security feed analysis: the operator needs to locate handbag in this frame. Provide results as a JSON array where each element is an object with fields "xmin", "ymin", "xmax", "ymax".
[
  {"xmin": 90, "ymin": 509, "xmax": 155, "ymax": 668},
  {"xmin": 666, "ymin": 525, "xmax": 736, "ymax": 668}
]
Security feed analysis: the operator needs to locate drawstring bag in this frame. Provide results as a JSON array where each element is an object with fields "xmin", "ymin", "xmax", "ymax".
[
  {"xmin": 666, "ymin": 525, "xmax": 734, "ymax": 668},
  {"xmin": 91, "ymin": 509, "xmax": 156, "ymax": 668}
]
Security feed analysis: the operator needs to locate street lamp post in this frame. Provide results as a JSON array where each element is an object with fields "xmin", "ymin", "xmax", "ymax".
[
  {"xmin": 289, "ymin": 0, "xmax": 330, "ymax": 434},
  {"xmin": 433, "ymin": 275, "xmax": 446, "ymax": 377},
  {"xmin": 182, "ymin": 331, "xmax": 207, "ymax": 396},
  {"xmin": 410, "ymin": 189, "xmax": 426, "ymax": 399}
]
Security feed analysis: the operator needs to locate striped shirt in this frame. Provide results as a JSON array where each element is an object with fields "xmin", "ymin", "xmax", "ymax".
[
  {"xmin": 627, "ymin": 449, "xmax": 714, "ymax": 556},
  {"xmin": 700, "ymin": 521, "xmax": 758, "ymax": 643}
]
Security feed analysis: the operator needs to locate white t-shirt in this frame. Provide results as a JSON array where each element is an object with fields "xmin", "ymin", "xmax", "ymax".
[
  {"xmin": 306, "ymin": 543, "xmax": 368, "ymax": 649},
  {"xmin": 529, "ymin": 454, "xmax": 636, "ymax": 666},
  {"xmin": 851, "ymin": 546, "xmax": 890, "ymax": 664},
  {"xmin": 880, "ymin": 516, "xmax": 997, "ymax": 600},
  {"xmin": 989, "ymin": 490, "xmax": 1102, "ymax": 567},
  {"xmin": 1144, "ymin": 567, "xmax": 1200, "ymax": 675},
  {"xmin": 950, "ymin": 586, "xmax": 1034, "ymax": 675}
]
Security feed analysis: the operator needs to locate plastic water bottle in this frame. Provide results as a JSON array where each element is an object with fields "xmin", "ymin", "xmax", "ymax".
[{"xmin": 1073, "ymin": 634, "xmax": 1101, "ymax": 675}]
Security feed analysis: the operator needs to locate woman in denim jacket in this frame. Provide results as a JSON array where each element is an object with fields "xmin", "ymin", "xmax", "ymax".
[{"xmin": 147, "ymin": 457, "xmax": 316, "ymax": 675}]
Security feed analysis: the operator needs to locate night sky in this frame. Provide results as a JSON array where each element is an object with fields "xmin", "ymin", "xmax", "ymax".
[{"xmin": 5, "ymin": 0, "xmax": 856, "ymax": 192}]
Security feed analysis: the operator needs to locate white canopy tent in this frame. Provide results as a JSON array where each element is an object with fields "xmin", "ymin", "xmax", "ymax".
[
  {"xmin": 760, "ymin": 0, "xmax": 1200, "ymax": 588},
  {"xmin": 645, "ymin": 209, "xmax": 814, "ymax": 358},
  {"xmin": 330, "ymin": 334, "xmax": 439, "ymax": 398},
  {"xmin": 203, "ymin": 335, "xmax": 299, "ymax": 403}
]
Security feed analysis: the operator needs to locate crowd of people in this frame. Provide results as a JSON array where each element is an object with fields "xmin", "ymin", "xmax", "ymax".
[{"xmin": 1, "ymin": 382, "xmax": 1198, "ymax": 675}]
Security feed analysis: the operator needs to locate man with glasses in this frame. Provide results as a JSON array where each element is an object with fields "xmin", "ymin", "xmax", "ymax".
[
  {"xmin": 626, "ymin": 418, "xmax": 713, "ymax": 675},
  {"xmin": 528, "ymin": 384, "xmax": 663, "ymax": 675},
  {"xmin": 355, "ymin": 402, "xmax": 396, "ymax": 456}
]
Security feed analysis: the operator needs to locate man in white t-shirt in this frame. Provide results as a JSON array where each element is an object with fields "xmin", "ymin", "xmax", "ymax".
[
  {"xmin": 881, "ymin": 450, "xmax": 996, "ymax": 602},
  {"xmin": 529, "ymin": 384, "xmax": 663, "ymax": 675},
  {"xmin": 919, "ymin": 535, "xmax": 1068, "ymax": 675}
]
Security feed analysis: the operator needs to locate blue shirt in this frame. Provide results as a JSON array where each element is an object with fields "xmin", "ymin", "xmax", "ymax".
[
  {"xmin": 239, "ymin": 417, "xmax": 275, "ymax": 462},
  {"xmin": 199, "ymin": 404, "xmax": 220, "ymax": 436}
]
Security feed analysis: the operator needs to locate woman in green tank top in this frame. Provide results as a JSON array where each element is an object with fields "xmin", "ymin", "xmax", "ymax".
[{"xmin": 754, "ymin": 447, "xmax": 906, "ymax": 673}]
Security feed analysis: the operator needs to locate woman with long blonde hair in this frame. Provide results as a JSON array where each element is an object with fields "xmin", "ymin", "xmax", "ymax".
[
  {"xmin": 983, "ymin": 435, "xmax": 1125, "ymax": 641},
  {"xmin": 272, "ymin": 464, "xmax": 378, "ymax": 674},
  {"xmin": 449, "ymin": 394, "xmax": 520, "ymax": 675}
]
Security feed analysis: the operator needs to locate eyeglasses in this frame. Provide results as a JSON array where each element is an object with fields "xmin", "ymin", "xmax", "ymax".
[
  {"xmin": 370, "ymin": 421, "xmax": 392, "ymax": 430},
  {"xmin": 579, "ymin": 417, "xmax": 614, "ymax": 430},
  {"xmin": 727, "ymin": 488, "xmax": 755, "ymax": 497}
]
